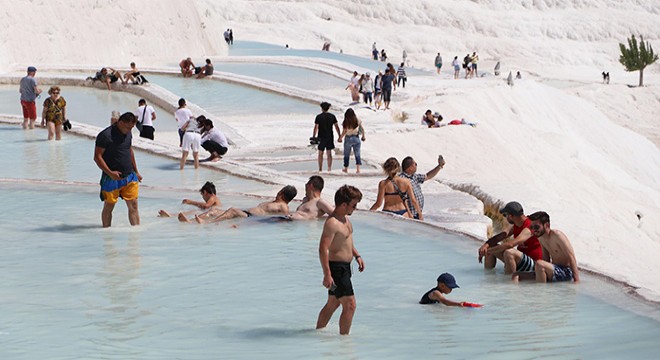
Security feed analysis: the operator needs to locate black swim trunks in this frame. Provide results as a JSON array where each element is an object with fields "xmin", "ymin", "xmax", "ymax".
[
  {"xmin": 242, "ymin": 210, "xmax": 252, "ymax": 217},
  {"xmin": 328, "ymin": 261, "xmax": 353, "ymax": 298}
]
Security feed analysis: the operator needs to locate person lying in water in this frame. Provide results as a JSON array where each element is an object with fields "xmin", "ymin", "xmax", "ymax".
[
  {"xmin": 181, "ymin": 185, "xmax": 297, "ymax": 223},
  {"xmin": 287, "ymin": 175, "xmax": 334, "ymax": 220},
  {"xmin": 158, "ymin": 181, "xmax": 222, "ymax": 218}
]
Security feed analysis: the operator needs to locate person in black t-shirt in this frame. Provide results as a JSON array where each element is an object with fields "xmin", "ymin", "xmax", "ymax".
[
  {"xmin": 94, "ymin": 112, "xmax": 142, "ymax": 228},
  {"xmin": 312, "ymin": 102, "xmax": 341, "ymax": 172}
]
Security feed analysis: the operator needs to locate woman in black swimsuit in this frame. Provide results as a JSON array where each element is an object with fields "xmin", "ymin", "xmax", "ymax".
[{"xmin": 370, "ymin": 157, "xmax": 421, "ymax": 218}]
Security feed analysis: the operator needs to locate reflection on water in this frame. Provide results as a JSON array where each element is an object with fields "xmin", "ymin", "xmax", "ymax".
[{"xmin": 95, "ymin": 232, "xmax": 146, "ymax": 342}]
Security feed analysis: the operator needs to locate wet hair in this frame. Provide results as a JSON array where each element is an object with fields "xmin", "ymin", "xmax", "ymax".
[
  {"xmin": 47, "ymin": 86, "xmax": 61, "ymax": 95},
  {"xmin": 308, "ymin": 175, "xmax": 324, "ymax": 192},
  {"xmin": 280, "ymin": 185, "xmax": 298, "ymax": 202},
  {"xmin": 401, "ymin": 156, "xmax": 414, "ymax": 172},
  {"xmin": 138, "ymin": 98, "xmax": 146, "ymax": 105},
  {"xmin": 382, "ymin": 157, "xmax": 400, "ymax": 178},
  {"xmin": 528, "ymin": 211, "xmax": 550, "ymax": 225},
  {"xmin": 320, "ymin": 102, "xmax": 331, "ymax": 111},
  {"xmin": 200, "ymin": 181, "xmax": 216, "ymax": 195},
  {"xmin": 178, "ymin": 98, "xmax": 186, "ymax": 107},
  {"xmin": 118, "ymin": 112, "xmax": 137, "ymax": 124},
  {"xmin": 206, "ymin": 58, "xmax": 211, "ymax": 64},
  {"xmin": 334, "ymin": 185, "xmax": 362, "ymax": 206},
  {"xmin": 342, "ymin": 108, "xmax": 358, "ymax": 130}
]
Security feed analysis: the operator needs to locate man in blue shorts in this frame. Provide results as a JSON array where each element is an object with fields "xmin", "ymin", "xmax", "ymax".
[
  {"xmin": 94, "ymin": 112, "xmax": 142, "ymax": 227},
  {"xmin": 312, "ymin": 102, "xmax": 341, "ymax": 172},
  {"xmin": 527, "ymin": 211, "xmax": 580, "ymax": 283}
]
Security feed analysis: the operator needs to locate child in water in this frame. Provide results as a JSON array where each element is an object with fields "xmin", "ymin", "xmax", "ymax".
[{"xmin": 419, "ymin": 273, "xmax": 482, "ymax": 307}]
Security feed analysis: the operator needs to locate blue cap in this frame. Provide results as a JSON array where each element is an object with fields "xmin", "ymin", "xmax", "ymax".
[
  {"xmin": 27, "ymin": 66, "xmax": 37, "ymax": 72},
  {"xmin": 437, "ymin": 273, "xmax": 459, "ymax": 288}
]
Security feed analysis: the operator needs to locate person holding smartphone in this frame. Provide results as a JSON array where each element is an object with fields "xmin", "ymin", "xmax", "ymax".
[{"xmin": 399, "ymin": 155, "xmax": 446, "ymax": 220}]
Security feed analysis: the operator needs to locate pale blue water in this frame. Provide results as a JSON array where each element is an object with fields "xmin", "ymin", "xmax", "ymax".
[
  {"xmin": 147, "ymin": 74, "xmax": 319, "ymax": 116},
  {"xmin": 1, "ymin": 69, "xmax": 659, "ymax": 358},
  {"xmin": 0, "ymin": 124, "xmax": 268, "ymax": 194},
  {"xmin": 0, "ymin": 86, "xmax": 177, "ymax": 131},
  {"xmin": 1, "ymin": 180, "xmax": 659, "ymax": 359},
  {"xmin": 214, "ymin": 63, "xmax": 347, "ymax": 90},
  {"xmin": 229, "ymin": 41, "xmax": 429, "ymax": 76}
]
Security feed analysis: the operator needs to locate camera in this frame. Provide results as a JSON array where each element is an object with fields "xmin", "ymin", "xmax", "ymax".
[{"xmin": 309, "ymin": 136, "xmax": 320, "ymax": 145}]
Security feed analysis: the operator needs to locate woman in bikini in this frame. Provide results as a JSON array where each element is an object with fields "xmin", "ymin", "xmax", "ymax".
[{"xmin": 370, "ymin": 157, "xmax": 421, "ymax": 218}]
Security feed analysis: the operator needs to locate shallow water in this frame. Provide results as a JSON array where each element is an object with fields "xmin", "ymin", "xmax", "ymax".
[
  {"xmin": 0, "ymin": 85, "xmax": 178, "ymax": 131},
  {"xmin": 147, "ymin": 74, "xmax": 319, "ymax": 116},
  {"xmin": 229, "ymin": 41, "xmax": 429, "ymax": 76},
  {"xmin": 0, "ymin": 124, "xmax": 269, "ymax": 194},
  {"xmin": 215, "ymin": 62, "xmax": 347, "ymax": 90},
  {"xmin": 1, "ymin": 182, "xmax": 659, "ymax": 359},
  {"xmin": 2, "ymin": 63, "xmax": 659, "ymax": 359}
]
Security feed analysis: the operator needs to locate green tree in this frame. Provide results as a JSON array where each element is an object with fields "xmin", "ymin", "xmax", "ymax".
[{"xmin": 619, "ymin": 35, "xmax": 658, "ymax": 87}]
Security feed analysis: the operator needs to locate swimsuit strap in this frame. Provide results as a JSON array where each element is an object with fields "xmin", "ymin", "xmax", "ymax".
[{"xmin": 389, "ymin": 178, "xmax": 409, "ymax": 201}]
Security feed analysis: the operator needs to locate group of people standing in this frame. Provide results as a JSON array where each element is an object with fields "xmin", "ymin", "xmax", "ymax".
[
  {"xmin": 19, "ymin": 66, "xmax": 70, "ymax": 140},
  {"xmin": 312, "ymin": 102, "xmax": 367, "ymax": 174},
  {"xmin": 345, "ymin": 62, "xmax": 404, "ymax": 110},
  {"xmin": 435, "ymin": 52, "xmax": 479, "ymax": 79}
]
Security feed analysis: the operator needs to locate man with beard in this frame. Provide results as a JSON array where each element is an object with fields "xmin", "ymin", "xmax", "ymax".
[
  {"xmin": 477, "ymin": 201, "xmax": 543, "ymax": 278},
  {"xmin": 524, "ymin": 211, "xmax": 579, "ymax": 283}
]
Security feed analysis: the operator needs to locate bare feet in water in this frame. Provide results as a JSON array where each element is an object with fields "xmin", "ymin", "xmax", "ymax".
[
  {"xmin": 158, "ymin": 210, "xmax": 171, "ymax": 217},
  {"xmin": 178, "ymin": 212, "xmax": 190, "ymax": 222}
]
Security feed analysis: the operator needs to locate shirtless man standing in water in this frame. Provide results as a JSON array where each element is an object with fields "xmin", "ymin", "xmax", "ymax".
[{"xmin": 316, "ymin": 185, "xmax": 364, "ymax": 335}]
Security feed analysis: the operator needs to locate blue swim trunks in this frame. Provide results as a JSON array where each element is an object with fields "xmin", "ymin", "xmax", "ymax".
[
  {"xmin": 516, "ymin": 253, "xmax": 535, "ymax": 272},
  {"xmin": 99, "ymin": 172, "xmax": 139, "ymax": 203},
  {"xmin": 552, "ymin": 265, "xmax": 574, "ymax": 282}
]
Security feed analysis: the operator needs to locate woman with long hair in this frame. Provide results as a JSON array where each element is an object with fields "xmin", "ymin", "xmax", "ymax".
[
  {"xmin": 337, "ymin": 108, "xmax": 366, "ymax": 173},
  {"xmin": 370, "ymin": 157, "xmax": 422, "ymax": 219},
  {"xmin": 41, "ymin": 86, "xmax": 66, "ymax": 140}
]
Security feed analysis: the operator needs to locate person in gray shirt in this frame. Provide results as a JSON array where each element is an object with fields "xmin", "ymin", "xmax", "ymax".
[{"xmin": 19, "ymin": 66, "xmax": 42, "ymax": 129}]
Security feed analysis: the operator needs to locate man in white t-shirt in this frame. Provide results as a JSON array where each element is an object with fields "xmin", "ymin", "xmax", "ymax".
[
  {"xmin": 199, "ymin": 117, "xmax": 229, "ymax": 161},
  {"xmin": 135, "ymin": 98, "xmax": 157, "ymax": 140},
  {"xmin": 174, "ymin": 98, "xmax": 194, "ymax": 147}
]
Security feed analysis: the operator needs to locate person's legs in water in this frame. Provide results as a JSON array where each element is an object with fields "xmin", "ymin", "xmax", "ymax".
[
  {"xmin": 180, "ymin": 150, "xmax": 188, "ymax": 170},
  {"xmin": 317, "ymin": 150, "xmax": 324, "ymax": 172}
]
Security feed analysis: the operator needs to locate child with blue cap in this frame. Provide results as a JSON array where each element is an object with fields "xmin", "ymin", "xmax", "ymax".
[{"xmin": 419, "ymin": 273, "xmax": 482, "ymax": 307}]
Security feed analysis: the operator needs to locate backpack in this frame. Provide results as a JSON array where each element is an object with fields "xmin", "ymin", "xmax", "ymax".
[{"xmin": 135, "ymin": 74, "xmax": 148, "ymax": 85}]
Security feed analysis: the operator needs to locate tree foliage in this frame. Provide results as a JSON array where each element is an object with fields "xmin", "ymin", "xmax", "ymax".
[{"xmin": 619, "ymin": 35, "xmax": 658, "ymax": 86}]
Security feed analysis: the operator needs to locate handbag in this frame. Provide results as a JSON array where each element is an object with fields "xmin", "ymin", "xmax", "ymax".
[
  {"xmin": 136, "ymin": 105, "xmax": 147, "ymax": 132},
  {"xmin": 50, "ymin": 99, "xmax": 71, "ymax": 131}
]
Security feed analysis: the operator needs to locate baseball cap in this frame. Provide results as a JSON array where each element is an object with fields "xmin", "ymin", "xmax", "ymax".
[
  {"xmin": 500, "ymin": 201, "xmax": 523, "ymax": 216},
  {"xmin": 27, "ymin": 66, "xmax": 37, "ymax": 72},
  {"xmin": 437, "ymin": 273, "xmax": 459, "ymax": 288}
]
